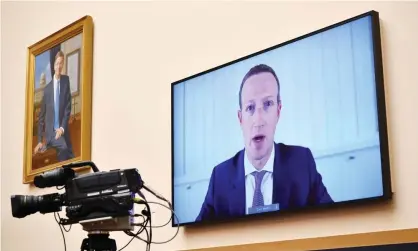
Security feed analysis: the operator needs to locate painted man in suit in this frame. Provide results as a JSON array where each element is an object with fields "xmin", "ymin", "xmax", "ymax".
[
  {"xmin": 34, "ymin": 50, "xmax": 74, "ymax": 161},
  {"xmin": 196, "ymin": 64, "xmax": 333, "ymax": 222}
]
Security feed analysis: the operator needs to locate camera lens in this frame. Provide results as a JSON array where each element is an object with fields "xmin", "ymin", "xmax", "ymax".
[
  {"xmin": 10, "ymin": 193, "xmax": 63, "ymax": 218},
  {"xmin": 11, "ymin": 195, "xmax": 39, "ymax": 218}
]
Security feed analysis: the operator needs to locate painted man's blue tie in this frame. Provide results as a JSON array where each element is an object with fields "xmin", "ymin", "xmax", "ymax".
[
  {"xmin": 252, "ymin": 170, "xmax": 267, "ymax": 207},
  {"xmin": 54, "ymin": 80, "xmax": 60, "ymax": 130}
]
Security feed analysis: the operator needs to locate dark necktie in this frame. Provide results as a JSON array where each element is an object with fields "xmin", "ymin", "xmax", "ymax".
[{"xmin": 252, "ymin": 170, "xmax": 267, "ymax": 207}]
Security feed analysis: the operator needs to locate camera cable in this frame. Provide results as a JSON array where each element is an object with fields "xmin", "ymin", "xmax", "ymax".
[
  {"xmin": 119, "ymin": 202, "xmax": 151, "ymax": 251},
  {"xmin": 123, "ymin": 188, "xmax": 180, "ymax": 247},
  {"xmin": 54, "ymin": 212, "xmax": 67, "ymax": 251}
]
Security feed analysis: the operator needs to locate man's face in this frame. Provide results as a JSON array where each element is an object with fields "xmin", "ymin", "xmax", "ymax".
[
  {"xmin": 238, "ymin": 72, "xmax": 281, "ymax": 161},
  {"xmin": 54, "ymin": 56, "xmax": 64, "ymax": 77}
]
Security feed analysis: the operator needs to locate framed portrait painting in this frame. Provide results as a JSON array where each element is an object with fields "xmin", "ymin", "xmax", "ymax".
[{"xmin": 23, "ymin": 16, "xmax": 94, "ymax": 184}]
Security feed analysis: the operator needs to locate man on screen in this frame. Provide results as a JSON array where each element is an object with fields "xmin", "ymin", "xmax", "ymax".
[{"xmin": 196, "ymin": 64, "xmax": 333, "ymax": 222}]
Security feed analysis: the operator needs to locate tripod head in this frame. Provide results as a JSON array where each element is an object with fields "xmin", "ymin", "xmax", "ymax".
[{"xmin": 81, "ymin": 231, "xmax": 116, "ymax": 251}]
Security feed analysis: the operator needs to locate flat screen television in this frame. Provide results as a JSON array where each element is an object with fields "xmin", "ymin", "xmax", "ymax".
[{"xmin": 171, "ymin": 10, "xmax": 392, "ymax": 227}]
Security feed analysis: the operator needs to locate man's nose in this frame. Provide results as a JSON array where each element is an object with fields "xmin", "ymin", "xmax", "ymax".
[{"xmin": 253, "ymin": 107, "xmax": 266, "ymax": 127}]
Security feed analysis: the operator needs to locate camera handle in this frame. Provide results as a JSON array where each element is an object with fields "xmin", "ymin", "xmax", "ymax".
[
  {"xmin": 80, "ymin": 231, "xmax": 116, "ymax": 251},
  {"xmin": 63, "ymin": 161, "xmax": 100, "ymax": 173}
]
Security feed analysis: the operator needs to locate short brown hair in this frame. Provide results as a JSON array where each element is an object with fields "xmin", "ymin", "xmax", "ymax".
[
  {"xmin": 55, "ymin": 50, "xmax": 64, "ymax": 61},
  {"xmin": 238, "ymin": 64, "xmax": 281, "ymax": 109}
]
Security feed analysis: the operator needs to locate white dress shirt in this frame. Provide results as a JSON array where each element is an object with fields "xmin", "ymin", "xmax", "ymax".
[{"xmin": 244, "ymin": 143, "xmax": 275, "ymax": 214}]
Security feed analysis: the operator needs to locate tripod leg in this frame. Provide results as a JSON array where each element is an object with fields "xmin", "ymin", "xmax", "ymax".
[{"xmin": 111, "ymin": 239, "xmax": 117, "ymax": 251}]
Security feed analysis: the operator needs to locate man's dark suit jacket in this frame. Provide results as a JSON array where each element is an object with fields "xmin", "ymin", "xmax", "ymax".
[
  {"xmin": 38, "ymin": 75, "xmax": 73, "ymax": 149},
  {"xmin": 196, "ymin": 142, "xmax": 333, "ymax": 222}
]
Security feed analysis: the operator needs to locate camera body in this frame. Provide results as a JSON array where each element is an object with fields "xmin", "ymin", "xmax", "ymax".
[
  {"xmin": 64, "ymin": 168, "xmax": 142, "ymax": 224},
  {"xmin": 11, "ymin": 162, "xmax": 144, "ymax": 232}
]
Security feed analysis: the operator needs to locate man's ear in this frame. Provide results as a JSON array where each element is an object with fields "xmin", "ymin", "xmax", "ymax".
[
  {"xmin": 238, "ymin": 110, "xmax": 243, "ymax": 124},
  {"xmin": 277, "ymin": 101, "xmax": 282, "ymax": 117}
]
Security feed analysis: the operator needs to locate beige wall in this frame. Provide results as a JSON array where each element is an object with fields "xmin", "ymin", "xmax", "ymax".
[
  {"xmin": 1, "ymin": 1, "xmax": 418, "ymax": 251},
  {"xmin": 0, "ymin": 2, "xmax": 2, "ymax": 250}
]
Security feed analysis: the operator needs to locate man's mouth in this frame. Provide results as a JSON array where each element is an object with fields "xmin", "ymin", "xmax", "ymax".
[{"xmin": 252, "ymin": 134, "xmax": 266, "ymax": 143}]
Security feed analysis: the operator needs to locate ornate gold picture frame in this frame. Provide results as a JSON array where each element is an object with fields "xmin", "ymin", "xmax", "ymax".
[{"xmin": 23, "ymin": 16, "xmax": 94, "ymax": 184}]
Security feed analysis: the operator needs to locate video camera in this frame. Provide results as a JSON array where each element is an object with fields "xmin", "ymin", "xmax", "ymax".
[{"xmin": 10, "ymin": 161, "xmax": 153, "ymax": 251}]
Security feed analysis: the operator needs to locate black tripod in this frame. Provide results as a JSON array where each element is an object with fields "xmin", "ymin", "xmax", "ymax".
[{"xmin": 80, "ymin": 232, "xmax": 117, "ymax": 251}]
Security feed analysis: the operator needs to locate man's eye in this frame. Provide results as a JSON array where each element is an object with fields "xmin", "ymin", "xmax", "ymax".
[
  {"xmin": 246, "ymin": 104, "xmax": 255, "ymax": 112},
  {"xmin": 264, "ymin": 100, "xmax": 274, "ymax": 107}
]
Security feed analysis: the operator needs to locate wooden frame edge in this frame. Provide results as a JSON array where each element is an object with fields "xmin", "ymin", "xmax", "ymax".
[{"xmin": 185, "ymin": 228, "xmax": 418, "ymax": 251}]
